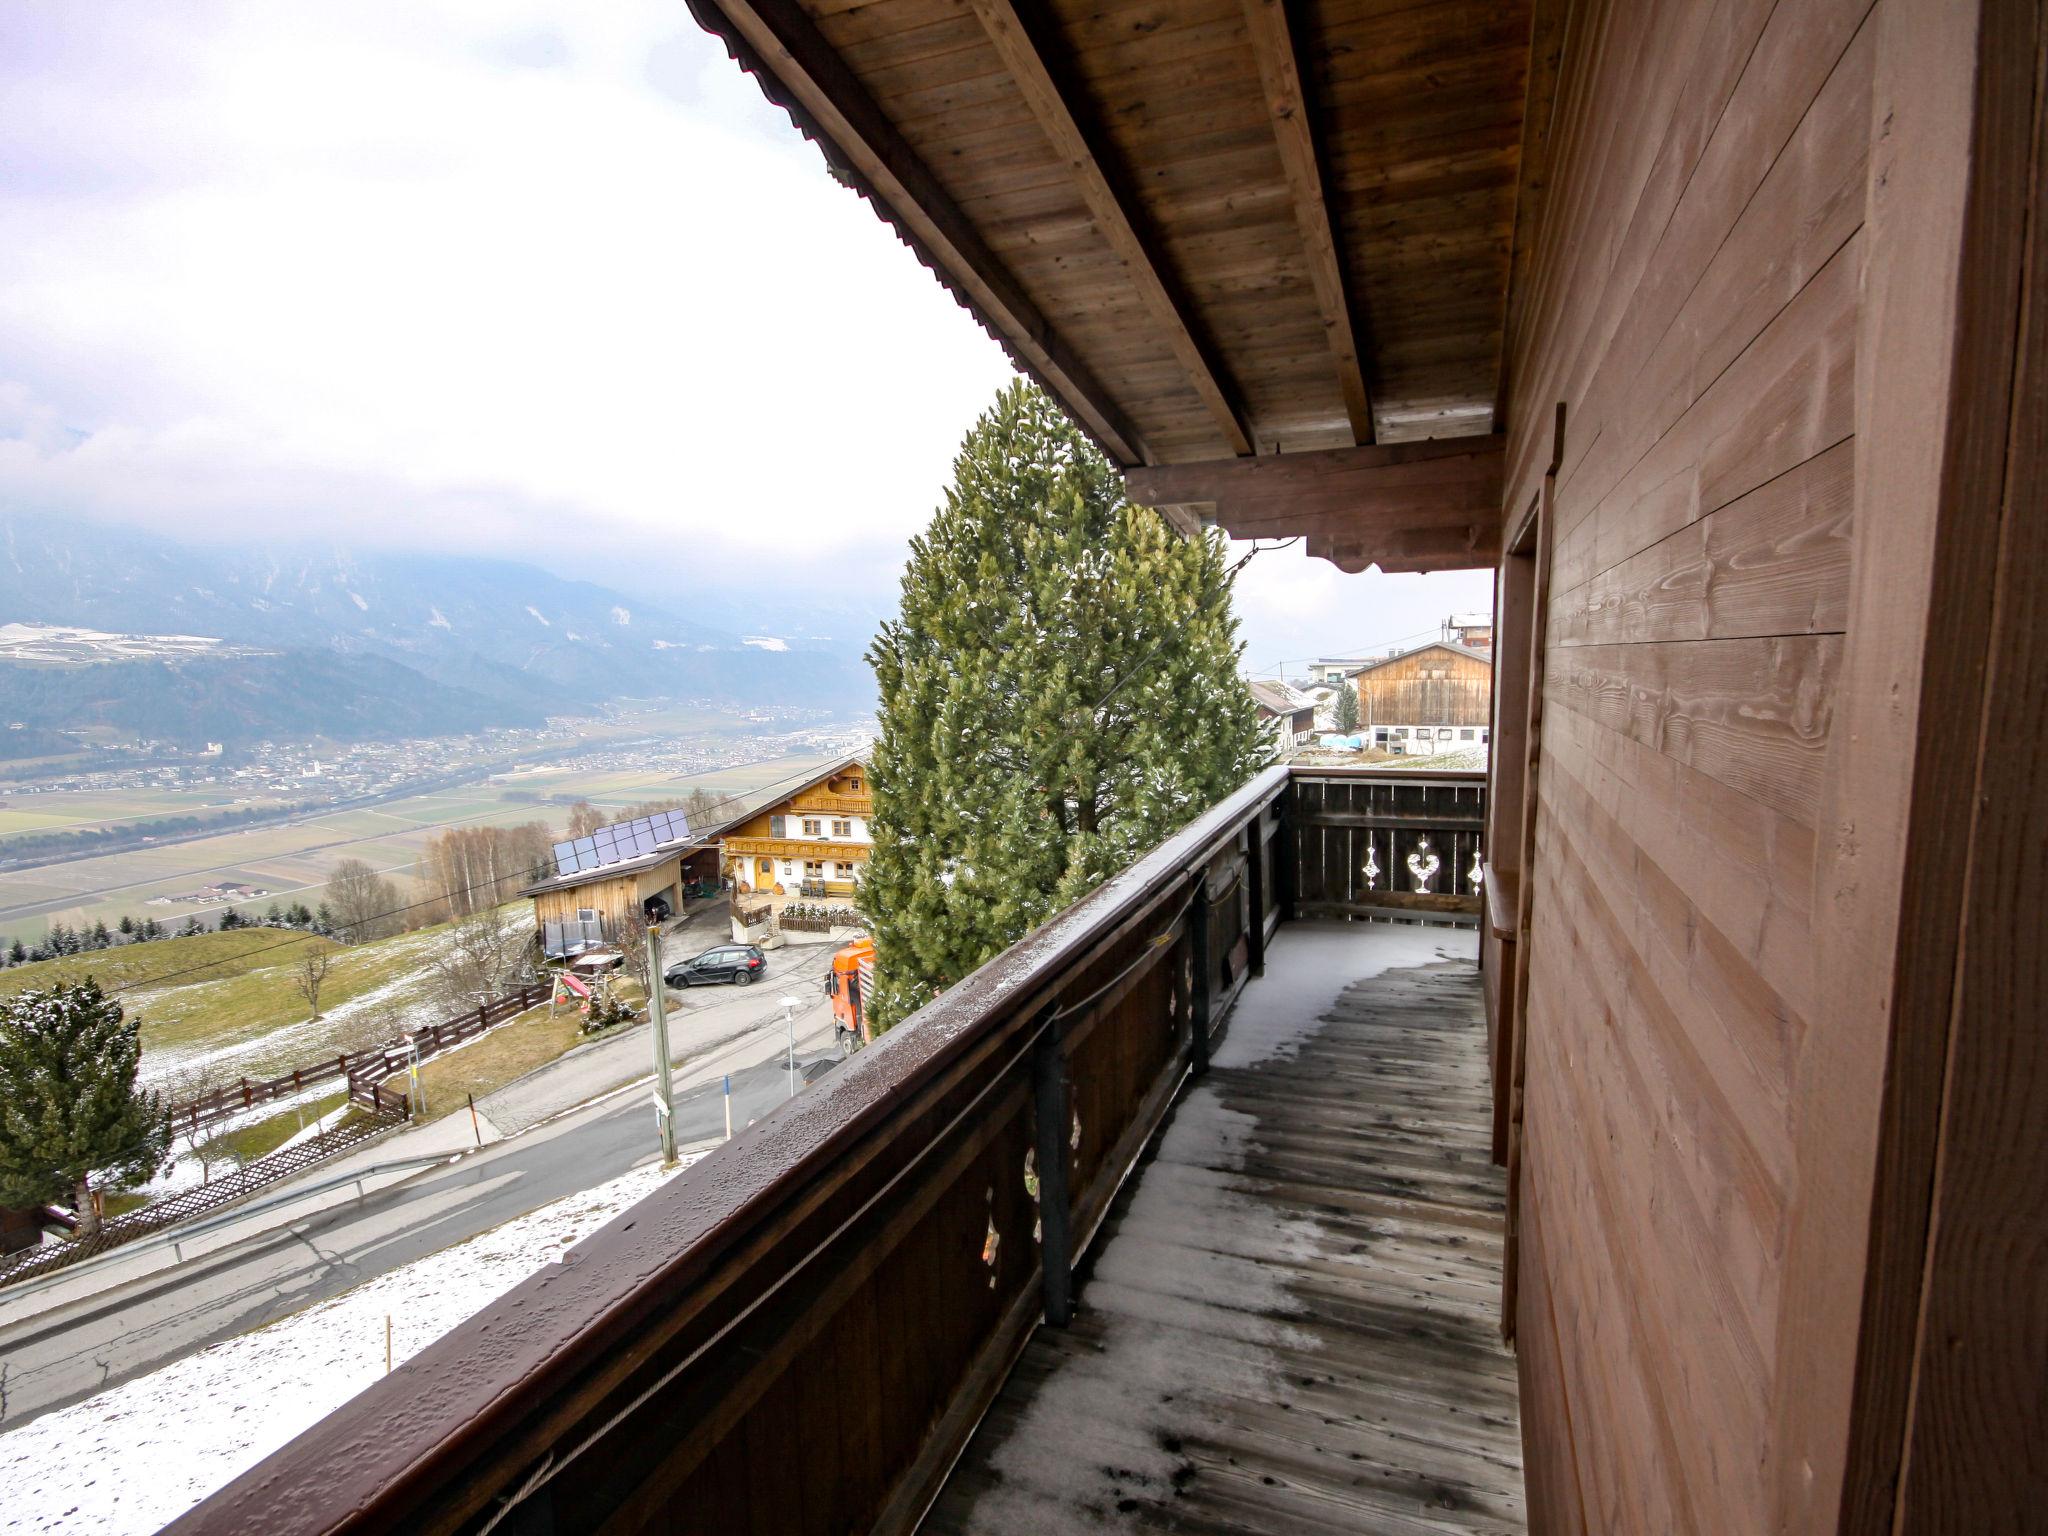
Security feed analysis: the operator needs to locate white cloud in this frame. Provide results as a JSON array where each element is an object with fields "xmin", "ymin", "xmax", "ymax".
[{"xmin": 0, "ymin": 1, "xmax": 1012, "ymax": 572}]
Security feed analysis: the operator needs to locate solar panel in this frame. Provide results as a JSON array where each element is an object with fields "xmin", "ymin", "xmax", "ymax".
[{"xmin": 550, "ymin": 808, "xmax": 694, "ymax": 879}]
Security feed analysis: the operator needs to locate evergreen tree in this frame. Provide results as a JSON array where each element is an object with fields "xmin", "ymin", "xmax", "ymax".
[
  {"xmin": 181, "ymin": 916, "xmax": 204, "ymax": 937},
  {"xmin": 117, "ymin": 914, "xmax": 136, "ymax": 937},
  {"xmin": 1333, "ymin": 682, "xmax": 1361, "ymax": 734},
  {"xmin": 88, "ymin": 919, "xmax": 112, "ymax": 950},
  {"xmin": 264, "ymin": 903, "xmax": 283, "ymax": 927},
  {"xmin": 4, "ymin": 938, "xmax": 23, "ymax": 966},
  {"xmin": 862, "ymin": 382, "xmax": 1269, "ymax": 1033},
  {"xmin": 0, "ymin": 980, "xmax": 171, "ymax": 1237},
  {"xmin": 141, "ymin": 917, "xmax": 162, "ymax": 941},
  {"xmin": 217, "ymin": 906, "xmax": 242, "ymax": 931}
]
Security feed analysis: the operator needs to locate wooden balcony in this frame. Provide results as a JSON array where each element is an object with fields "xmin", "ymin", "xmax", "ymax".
[{"xmin": 171, "ymin": 766, "xmax": 1509, "ymax": 1536}]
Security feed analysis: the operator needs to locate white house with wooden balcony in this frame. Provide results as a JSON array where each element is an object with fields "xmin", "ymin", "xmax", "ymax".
[{"xmin": 719, "ymin": 755, "xmax": 872, "ymax": 901}]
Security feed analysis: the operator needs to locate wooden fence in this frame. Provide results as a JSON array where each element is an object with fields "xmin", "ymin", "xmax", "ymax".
[
  {"xmin": 340, "ymin": 987, "xmax": 542, "ymax": 1115},
  {"xmin": 0, "ymin": 1110, "xmax": 404, "ymax": 1290},
  {"xmin": 167, "ymin": 983, "xmax": 545, "ymax": 1137}
]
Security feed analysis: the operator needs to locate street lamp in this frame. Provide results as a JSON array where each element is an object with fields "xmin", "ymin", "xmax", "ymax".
[{"xmin": 779, "ymin": 995, "xmax": 802, "ymax": 1098}]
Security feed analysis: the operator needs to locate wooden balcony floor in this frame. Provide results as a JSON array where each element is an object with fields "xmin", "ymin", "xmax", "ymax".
[{"xmin": 922, "ymin": 922, "xmax": 1523, "ymax": 1535}]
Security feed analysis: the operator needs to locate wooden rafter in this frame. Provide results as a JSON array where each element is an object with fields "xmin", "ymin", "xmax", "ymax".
[
  {"xmin": 1240, "ymin": 0, "xmax": 1375, "ymax": 446},
  {"xmin": 1125, "ymin": 435, "xmax": 1502, "ymax": 573},
  {"xmin": 690, "ymin": 0, "xmax": 1149, "ymax": 465},
  {"xmin": 966, "ymin": 0, "xmax": 1255, "ymax": 459}
]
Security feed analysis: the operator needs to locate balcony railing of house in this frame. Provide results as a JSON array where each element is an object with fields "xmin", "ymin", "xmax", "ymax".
[{"xmin": 172, "ymin": 762, "xmax": 1487, "ymax": 1536}]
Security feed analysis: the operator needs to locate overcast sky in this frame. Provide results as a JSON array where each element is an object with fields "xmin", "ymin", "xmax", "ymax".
[{"xmin": 0, "ymin": 0, "xmax": 1491, "ymax": 676}]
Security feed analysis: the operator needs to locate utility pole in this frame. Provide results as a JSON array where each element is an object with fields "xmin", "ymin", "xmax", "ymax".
[{"xmin": 645, "ymin": 896, "xmax": 677, "ymax": 1165}]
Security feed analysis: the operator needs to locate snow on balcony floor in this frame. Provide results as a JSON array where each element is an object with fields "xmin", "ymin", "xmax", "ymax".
[{"xmin": 922, "ymin": 921, "xmax": 1524, "ymax": 1534}]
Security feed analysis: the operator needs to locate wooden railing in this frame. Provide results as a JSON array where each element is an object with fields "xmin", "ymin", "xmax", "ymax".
[
  {"xmin": 171, "ymin": 764, "xmax": 1474, "ymax": 1535},
  {"xmin": 1292, "ymin": 769, "xmax": 1487, "ymax": 924}
]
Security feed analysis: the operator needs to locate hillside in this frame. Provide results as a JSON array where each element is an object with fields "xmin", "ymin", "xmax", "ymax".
[
  {"xmin": 0, "ymin": 926, "xmax": 336, "ymax": 999},
  {"xmin": 0, "ymin": 916, "xmax": 528, "ymax": 1091}
]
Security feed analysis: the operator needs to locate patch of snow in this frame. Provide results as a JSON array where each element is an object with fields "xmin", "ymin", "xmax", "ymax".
[
  {"xmin": 740, "ymin": 635, "xmax": 789, "ymax": 652},
  {"xmin": 610, "ymin": 606, "xmax": 630, "ymax": 626},
  {"xmin": 525, "ymin": 605, "xmax": 551, "ymax": 627},
  {"xmin": 345, "ymin": 591, "xmax": 368, "ymax": 612},
  {"xmin": 428, "ymin": 607, "xmax": 453, "ymax": 630},
  {"xmin": 0, "ymin": 1157, "xmax": 701, "ymax": 1535}
]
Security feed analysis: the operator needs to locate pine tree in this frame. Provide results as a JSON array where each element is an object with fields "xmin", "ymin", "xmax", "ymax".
[
  {"xmin": 264, "ymin": 903, "xmax": 283, "ymax": 927},
  {"xmin": 141, "ymin": 917, "xmax": 162, "ymax": 941},
  {"xmin": 1333, "ymin": 683, "xmax": 1361, "ymax": 734},
  {"xmin": 181, "ymin": 917, "xmax": 204, "ymax": 937},
  {"xmin": 862, "ymin": 382, "xmax": 1270, "ymax": 1033},
  {"xmin": 218, "ymin": 907, "xmax": 242, "ymax": 931},
  {"xmin": 0, "ymin": 980, "xmax": 171, "ymax": 1237},
  {"xmin": 117, "ymin": 914, "xmax": 136, "ymax": 937},
  {"xmin": 4, "ymin": 938, "xmax": 22, "ymax": 966},
  {"xmin": 88, "ymin": 919, "xmax": 112, "ymax": 950}
]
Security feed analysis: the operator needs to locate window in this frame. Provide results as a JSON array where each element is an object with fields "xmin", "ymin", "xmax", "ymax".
[
  {"xmin": 1394, "ymin": 727, "xmax": 1409, "ymax": 738},
  {"xmin": 577, "ymin": 908, "xmax": 598, "ymax": 922},
  {"xmin": 1460, "ymin": 728, "xmax": 1476, "ymax": 741},
  {"xmin": 805, "ymin": 860, "xmax": 825, "ymax": 879},
  {"xmin": 1481, "ymin": 728, "xmax": 1491, "ymax": 743},
  {"xmin": 802, "ymin": 818, "xmax": 822, "ymax": 838},
  {"xmin": 780, "ymin": 861, "xmax": 794, "ymax": 877},
  {"xmin": 832, "ymin": 819, "xmax": 852, "ymax": 837},
  {"xmin": 1438, "ymin": 727, "xmax": 1454, "ymax": 739},
  {"xmin": 848, "ymin": 776, "xmax": 862, "ymax": 791},
  {"xmin": 757, "ymin": 858, "xmax": 772, "ymax": 875}
]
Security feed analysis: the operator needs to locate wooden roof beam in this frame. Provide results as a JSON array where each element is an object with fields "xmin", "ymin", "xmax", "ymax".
[
  {"xmin": 966, "ymin": 0, "xmax": 1256, "ymax": 459},
  {"xmin": 1124, "ymin": 435, "xmax": 1502, "ymax": 573},
  {"xmin": 688, "ymin": 0, "xmax": 1149, "ymax": 466},
  {"xmin": 1241, "ymin": 0, "xmax": 1375, "ymax": 446}
]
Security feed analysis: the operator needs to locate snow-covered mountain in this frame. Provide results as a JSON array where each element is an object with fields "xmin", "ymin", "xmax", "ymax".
[{"xmin": 0, "ymin": 515, "xmax": 875, "ymax": 740}]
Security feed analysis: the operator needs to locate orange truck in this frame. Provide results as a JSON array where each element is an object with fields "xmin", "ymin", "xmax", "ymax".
[{"xmin": 823, "ymin": 936, "xmax": 875, "ymax": 1048}]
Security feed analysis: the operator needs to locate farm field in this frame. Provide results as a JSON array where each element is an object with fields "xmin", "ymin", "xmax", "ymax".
[
  {"xmin": 0, "ymin": 751, "xmax": 837, "ymax": 942},
  {"xmin": 0, "ymin": 788, "xmax": 289, "ymax": 841}
]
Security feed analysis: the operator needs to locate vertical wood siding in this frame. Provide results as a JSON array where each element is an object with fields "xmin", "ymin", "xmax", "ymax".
[{"xmin": 1504, "ymin": 0, "xmax": 1875, "ymax": 1528}]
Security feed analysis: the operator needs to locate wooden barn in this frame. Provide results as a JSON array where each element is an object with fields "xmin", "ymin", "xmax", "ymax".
[
  {"xmin": 185, "ymin": 3, "xmax": 2046, "ymax": 1534},
  {"xmin": 1350, "ymin": 638, "xmax": 1494, "ymax": 748}
]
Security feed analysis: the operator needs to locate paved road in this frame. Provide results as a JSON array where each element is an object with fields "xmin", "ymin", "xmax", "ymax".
[{"xmin": 0, "ymin": 975, "xmax": 845, "ymax": 1432}]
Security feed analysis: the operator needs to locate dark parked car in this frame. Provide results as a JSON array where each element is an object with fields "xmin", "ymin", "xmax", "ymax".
[{"xmin": 665, "ymin": 944, "xmax": 767, "ymax": 988}]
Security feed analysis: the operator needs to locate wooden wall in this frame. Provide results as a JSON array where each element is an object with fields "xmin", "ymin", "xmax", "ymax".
[
  {"xmin": 1354, "ymin": 643, "xmax": 1494, "ymax": 729},
  {"xmin": 1502, "ymin": 0, "xmax": 1873, "ymax": 1528}
]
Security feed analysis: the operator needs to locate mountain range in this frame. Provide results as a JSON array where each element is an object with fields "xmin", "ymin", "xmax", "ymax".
[{"xmin": 0, "ymin": 515, "xmax": 881, "ymax": 746}]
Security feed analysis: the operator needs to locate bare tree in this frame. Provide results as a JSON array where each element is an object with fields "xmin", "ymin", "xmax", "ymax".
[
  {"xmin": 565, "ymin": 801, "xmax": 607, "ymax": 840},
  {"xmin": 431, "ymin": 906, "xmax": 530, "ymax": 1008},
  {"xmin": 612, "ymin": 907, "xmax": 655, "ymax": 1002},
  {"xmin": 324, "ymin": 858, "xmax": 401, "ymax": 943},
  {"xmin": 294, "ymin": 949, "xmax": 333, "ymax": 1020}
]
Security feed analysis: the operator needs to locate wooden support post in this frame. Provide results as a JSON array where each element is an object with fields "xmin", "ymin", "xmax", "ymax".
[
  {"xmin": 1245, "ymin": 813, "xmax": 1268, "ymax": 977},
  {"xmin": 1277, "ymin": 782, "xmax": 1299, "ymax": 923},
  {"xmin": 1030, "ymin": 1005, "xmax": 1073, "ymax": 1327},
  {"xmin": 1189, "ymin": 873, "xmax": 1213, "ymax": 1077}
]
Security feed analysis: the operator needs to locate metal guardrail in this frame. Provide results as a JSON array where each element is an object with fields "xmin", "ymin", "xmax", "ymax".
[
  {"xmin": 0, "ymin": 1111, "xmax": 407, "ymax": 1290},
  {"xmin": 170, "ymin": 764, "xmax": 1484, "ymax": 1536}
]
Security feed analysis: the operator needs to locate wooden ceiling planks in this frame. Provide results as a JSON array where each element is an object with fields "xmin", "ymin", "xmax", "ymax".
[{"xmin": 687, "ymin": 0, "xmax": 1532, "ymax": 563}]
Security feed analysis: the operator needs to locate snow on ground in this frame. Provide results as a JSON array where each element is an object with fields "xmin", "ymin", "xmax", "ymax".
[{"xmin": 0, "ymin": 1155, "xmax": 699, "ymax": 1536}]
